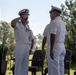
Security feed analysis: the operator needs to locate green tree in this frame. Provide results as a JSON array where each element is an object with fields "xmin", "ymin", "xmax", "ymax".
[
  {"xmin": 0, "ymin": 21, "xmax": 10, "ymax": 59},
  {"xmin": 34, "ymin": 34, "xmax": 43, "ymax": 50},
  {"xmin": 61, "ymin": 0, "xmax": 76, "ymax": 63},
  {"xmin": 0, "ymin": 21, "xmax": 15, "ymax": 59}
]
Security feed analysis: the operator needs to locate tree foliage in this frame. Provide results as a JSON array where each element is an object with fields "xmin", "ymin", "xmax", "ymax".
[
  {"xmin": 61, "ymin": 0, "xmax": 76, "ymax": 63},
  {"xmin": 0, "ymin": 21, "xmax": 15, "ymax": 59}
]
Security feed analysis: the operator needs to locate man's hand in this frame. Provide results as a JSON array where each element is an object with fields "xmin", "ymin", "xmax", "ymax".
[{"xmin": 50, "ymin": 50, "xmax": 54, "ymax": 59}]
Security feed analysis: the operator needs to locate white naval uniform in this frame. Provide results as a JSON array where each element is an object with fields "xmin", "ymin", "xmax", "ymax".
[
  {"xmin": 43, "ymin": 22, "xmax": 53, "ymax": 75},
  {"xmin": 50, "ymin": 16, "xmax": 67, "ymax": 75},
  {"xmin": 14, "ymin": 21, "xmax": 34, "ymax": 75}
]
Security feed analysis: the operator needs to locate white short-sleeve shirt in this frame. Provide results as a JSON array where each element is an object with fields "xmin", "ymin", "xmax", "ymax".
[
  {"xmin": 43, "ymin": 23, "xmax": 51, "ymax": 45},
  {"xmin": 50, "ymin": 16, "xmax": 67, "ymax": 43},
  {"xmin": 14, "ymin": 22, "xmax": 34, "ymax": 44}
]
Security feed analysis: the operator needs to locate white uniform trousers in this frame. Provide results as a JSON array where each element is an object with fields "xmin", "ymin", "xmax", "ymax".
[
  {"xmin": 47, "ymin": 43, "xmax": 66, "ymax": 75},
  {"xmin": 14, "ymin": 43, "xmax": 30, "ymax": 75}
]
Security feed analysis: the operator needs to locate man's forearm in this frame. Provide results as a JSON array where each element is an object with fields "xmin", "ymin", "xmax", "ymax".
[
  {"xmin": 31, "ymin": 39, "xmax": 34, "ymax": 50},
  {"xmin": 11, "ymin": 17, "xmax": 21, "ymax": 28},
  {"xmin": 50, "ymin": 34, "xmax": 55, "ymax": 51},
  {"xmin": 42, "ymin": 37, "xmax": 47, "ymax": 50}
]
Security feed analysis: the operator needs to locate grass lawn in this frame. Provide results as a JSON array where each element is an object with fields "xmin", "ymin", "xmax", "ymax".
[
  {"xmin": 5, "ymin": 69, "xmax": 75, "ymax": 75},
  {"xmin": 5, "ymin": 55, "xmax": 76, "ymax": 75},
  {"xmin": 6, "ymin": 70, "xmax": 42, "ymax": 75},
  {"xmin": 5, "ymin": 62, "xmax": 76, "ymax": 75}
]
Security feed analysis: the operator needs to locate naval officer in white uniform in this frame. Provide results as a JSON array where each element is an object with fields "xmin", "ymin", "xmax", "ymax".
[
  {"xmin": 42, "ymin": 7, "xmax": 54, "ymax": 75},
  {"xmin": 11, "ymin": 9, "xmax": 34, "ymax": 75},
  {"xmin": 49, "ymin": 6, "xmax": 67, "ymax": 75}
]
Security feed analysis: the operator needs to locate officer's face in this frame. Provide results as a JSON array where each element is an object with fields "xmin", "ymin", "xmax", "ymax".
[
  {"xmin": 50, "ymin": 11, "xmax": 56, "ymax": 20},
  {"xmin": 21, "ymin": 13, "xmax": 29, "ymax": 19}
]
